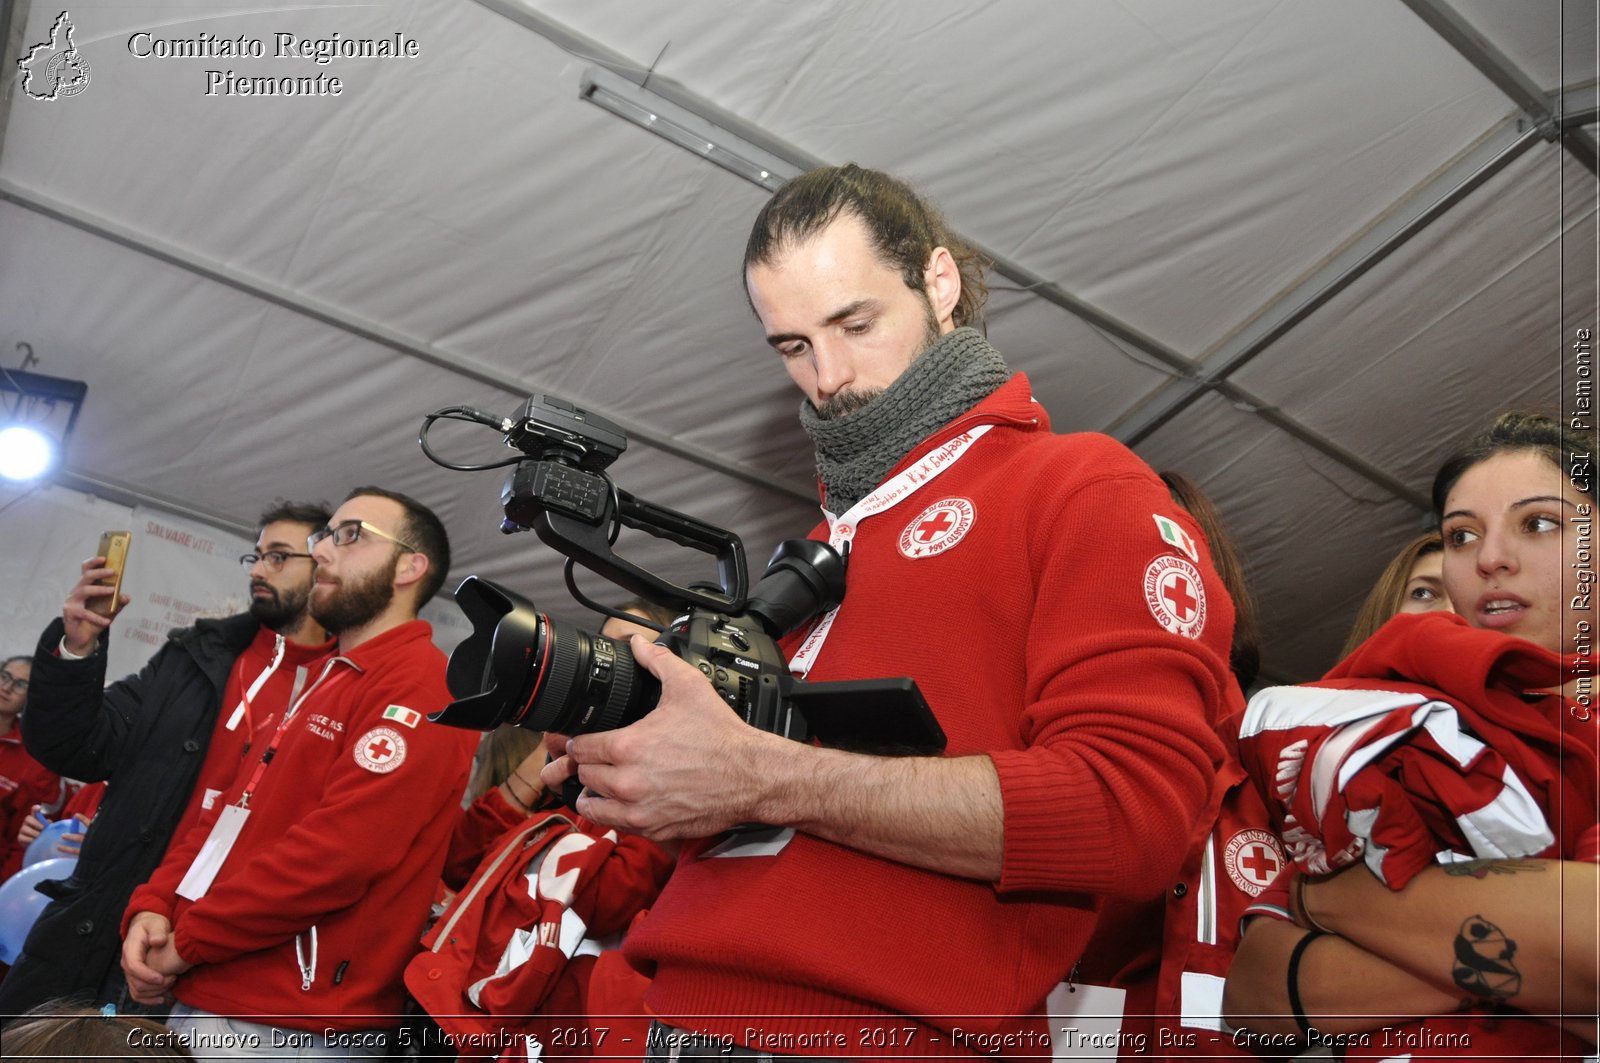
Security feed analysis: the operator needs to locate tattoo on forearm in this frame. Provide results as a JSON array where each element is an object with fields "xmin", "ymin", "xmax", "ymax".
[
  {"xmin": 1452, "ymin": 915, "xmax": 1521, "ymax": 1000},
  {"xmin": 1444, "ymin": 859, "xmax": 1543, "ymax": 880}
]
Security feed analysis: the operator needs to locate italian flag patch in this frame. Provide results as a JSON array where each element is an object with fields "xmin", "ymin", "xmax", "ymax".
[
  {"xmin": 383, "ymin": 704, "xmax": 422, "ymax": 729},
  {"xmin": 1152, "ymin": 513, "xmax": 1199, "ymax": 562}
]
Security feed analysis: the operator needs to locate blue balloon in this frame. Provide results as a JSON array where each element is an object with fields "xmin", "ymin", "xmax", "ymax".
[
  {"xmin": 0, "ymin": 856, "xmax": 75, "ymax": 965},
  {"xmin": 23, "ymin": 817, "xmax": 82, "ymax": 868}
]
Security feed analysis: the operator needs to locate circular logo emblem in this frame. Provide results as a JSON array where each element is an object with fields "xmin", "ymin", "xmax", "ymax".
[
  {"xmin": 45, "ymin": 51, "xmax": 91, "ymax": 98},
  {"xmin": 898, "ymin": 497, "xmax": 976, "ymax": 559},
  {"xmin": 1224, "ymin": 829, "xmax": 1287, "ymax": 897},
  {"xmin": 354, "ymin": 726, "xmax": 407, "ymax": 774},
  {"xmin": 1143, "ymin": 555, "xmax": 1207, "ymax": 639}
]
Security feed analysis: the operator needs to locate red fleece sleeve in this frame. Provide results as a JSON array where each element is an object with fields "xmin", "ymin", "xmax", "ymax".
[
  {"xmin": 991, "ymin": 460, "xmax": 1235, "ymax": 899},
  {"xmin": 124, "ymin": 719, "xmax": 254, "ymax": 935},
  {"xmin": 578, "ymin": 828, "xmax": 673, "ymax": 937},
  {"xmin": 0, "ymin": 755, "xmax": 61, "ymax": 879},
  {"xmin": 442, "ymin": 785, "xmax": 529, "ymax": 890}
]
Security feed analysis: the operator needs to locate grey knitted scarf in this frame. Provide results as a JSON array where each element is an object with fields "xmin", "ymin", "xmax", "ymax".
[{"xmin": 798, "ymin": 326, "xmax": 1011, "ymax": 513}]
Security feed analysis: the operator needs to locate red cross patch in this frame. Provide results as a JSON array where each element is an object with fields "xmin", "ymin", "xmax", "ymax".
[
  {"xmin": 1143, "ymin": 555, "xmax": 1207, "ymax": 639},
  {"xmin": 898, "ymin": 497, "xmax": 975, "ymax": 559},
  {"xmin": 1224, "ymin": 828, "xmax": 1287, "ymax": 897},
  {"xmin": 353, "ymin": 725, "xmax": 407, "ymax": 774}
]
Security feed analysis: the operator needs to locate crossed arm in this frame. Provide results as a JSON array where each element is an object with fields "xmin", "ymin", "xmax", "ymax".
[
  {"xmin": 1224, "ymin": 859, "xmax": 1598, "ymax": 1043},
  {"xmin": 1302, "ymin": 858, "xmax": 1597, "ymax": 1017}
]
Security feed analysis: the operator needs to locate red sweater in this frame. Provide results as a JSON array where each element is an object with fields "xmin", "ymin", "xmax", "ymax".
[
  {"xmin": 126, "ymin": 620, "xmax": 478, "ymax": 1029},
  {"xmin": 0, "ymin": 723, "xmax": 62, "ymax": 879},
  {"xmin": 444, "ymin": 784, "xmax": 531, "ymax": 892},
  {"xmin": 627, "ymin": 375, "xmax": 1236, "ymax": 1053},
  {"xmin": 60, "ymin": 779, "xmax": 106, "ymax": 821}
]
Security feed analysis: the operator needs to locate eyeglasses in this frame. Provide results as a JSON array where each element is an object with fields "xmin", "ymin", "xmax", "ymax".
[
  {"xmin": 0, "ymin": 670, "xmax": 28, "ymax": 693},
  {"xmin": 308, "ymin": 520, "xmax": 418, "ymax": 554},
  {"xmin": 239, "ymin": 551, "xmax": 315, "ymax": 571}
]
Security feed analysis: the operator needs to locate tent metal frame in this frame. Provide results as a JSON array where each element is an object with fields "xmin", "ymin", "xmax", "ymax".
[
  {"xmin": 0, "ymin": 177, "xmax": 819, "ymax": 506},
  {"xmin": 0, "ymin": 0, "xmax": 1590, "ymax": 528},
  {"xmin": 1401, "ymin": 0, "xmax": 1599, "ymax": 174},
  {"xmin": 1106, "ymin": 118, "xmax": 1542, "ymax": 455},
  {"xmin": 477, "ymin": 0, "xmax": 1587, "ymax": 515}
]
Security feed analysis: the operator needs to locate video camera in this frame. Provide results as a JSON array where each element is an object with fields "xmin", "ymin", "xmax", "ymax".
[{"xmin": 419, "ymin": 395, "xmax": 945, "ymax": 755}]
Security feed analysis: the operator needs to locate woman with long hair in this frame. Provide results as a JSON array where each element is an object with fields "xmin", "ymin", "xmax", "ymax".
[{"xmin": 1224, "ymin": 411, "xmax": 1597, "ymax": 1056}]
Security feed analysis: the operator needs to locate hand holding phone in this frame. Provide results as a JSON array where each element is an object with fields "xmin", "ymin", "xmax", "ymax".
[
  {"xmin": 62, "ymin": 532, "xmax": 132, "ymax": 656},
  {"xmin": 88, "ymin": 531, "xmax": 131, "ymax": 618}
]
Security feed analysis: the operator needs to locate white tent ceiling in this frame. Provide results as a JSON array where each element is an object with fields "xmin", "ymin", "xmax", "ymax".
[{"xmin": 1, "ymin": 0, "xmax": 1595, "ymax": 683}]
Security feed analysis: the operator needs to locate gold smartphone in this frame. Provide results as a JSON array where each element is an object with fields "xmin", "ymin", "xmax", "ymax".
[{"xmin": 89, "ymin": 530, "xmax": 132, "ymax": 617}]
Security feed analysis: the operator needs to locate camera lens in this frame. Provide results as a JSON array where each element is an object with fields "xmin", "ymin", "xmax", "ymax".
[
  {"xmin": 518, "ymin": 618, "xmax": 660, "ymax": 735},
  {"xmin": 438, "ymin": 577, "xmax": 660, "ymax": 737}
]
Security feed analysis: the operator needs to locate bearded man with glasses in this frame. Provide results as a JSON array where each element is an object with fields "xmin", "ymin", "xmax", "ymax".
[
  {"xmin": 123, "ymin": 486, "xmax": 477, "ymax": 1061},
  {"xmin": 0, "ymin": 502, "xmax": 333, "ymax": 1022}
]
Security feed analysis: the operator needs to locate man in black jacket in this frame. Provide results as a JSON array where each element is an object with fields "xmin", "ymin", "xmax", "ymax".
[{"xmin": 0, "ymin": 501, "xmax": 332, "ymax": 1019}]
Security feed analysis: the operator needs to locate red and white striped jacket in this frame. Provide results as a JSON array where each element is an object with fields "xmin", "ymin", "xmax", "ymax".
[
  {"xmin": 1238, "ymin": 612, "xmax": 1596, "ymax": 887},
  {"xmin": 406, "ymin": 811, "xmax": 671, "ymax": 1061}
]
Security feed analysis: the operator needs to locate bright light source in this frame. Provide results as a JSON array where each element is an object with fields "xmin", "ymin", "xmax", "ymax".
[
  {"xmin": 0, "ymin": 365, "xmax": 86, "ymax": 483},
  {"xmin": 0, "ymin": 424, "xmax": 57, "ymax": 481}
]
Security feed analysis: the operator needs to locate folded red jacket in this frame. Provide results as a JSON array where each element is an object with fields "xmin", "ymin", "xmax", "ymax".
[{"xmin": 1239, "ymin": 612, "xmax": 1597, "ymax": 887}]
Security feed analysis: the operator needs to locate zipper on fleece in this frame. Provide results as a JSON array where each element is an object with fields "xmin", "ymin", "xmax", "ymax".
[{"xmin": 296, "ymin": 926, "xmax": 317, "ymax": 991}]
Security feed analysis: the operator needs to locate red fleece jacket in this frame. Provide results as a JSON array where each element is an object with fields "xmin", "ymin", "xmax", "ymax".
[
  {"xmin": 628, "ymin": 374, "xmax": 1237, "ymax": 1053},
  {"xmin": 126, "ymin": 620, "xmax": 478, "ymax": 1030}
]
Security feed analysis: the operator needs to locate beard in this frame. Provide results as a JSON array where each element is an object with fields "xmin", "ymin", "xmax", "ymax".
[
  {"xmin": 813, "ymin": 297, "xmax": 943, "ymax": 421},
  {"xmin": 310, "ymin": 557, "xmax": 397, "ymax": 635},
  {"xmin": 815, "ymin": 387, "xmax": 884, "ymax": 420},
  {"xmin": 248, "ymin": 579, "xmax": 312, "ymax": 631}
]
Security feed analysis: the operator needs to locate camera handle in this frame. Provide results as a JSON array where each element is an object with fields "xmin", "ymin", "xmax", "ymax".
[
  {"xmin": 534, "ymin": 492, "xmax": 750, "ymax": 614},
  {"xmin": 499, "ymin": 454, "xmax": 751, "ymax": 612}
]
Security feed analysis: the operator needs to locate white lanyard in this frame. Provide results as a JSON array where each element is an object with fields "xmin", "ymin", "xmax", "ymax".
[
  {"xmin": 175, "ymin": 657, "xmax": 349, "ymax": 903},
  {"xmin": 788, "ymin": 424, "xmax": 993, "ymax": 677},
  {"xmin": 223, "ymin": 635, "xmax": 286, "ymax": 733}
]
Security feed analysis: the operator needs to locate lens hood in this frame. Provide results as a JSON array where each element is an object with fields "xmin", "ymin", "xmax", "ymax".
[{"xmin": 436, "ymin": 575, "xmax": 545, "ymax": 730}]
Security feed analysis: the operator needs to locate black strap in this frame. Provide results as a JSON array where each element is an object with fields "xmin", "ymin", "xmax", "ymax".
[{"xmin": 1286, "ymin": 928, "xmax": 1328, "ymax": 1036}]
